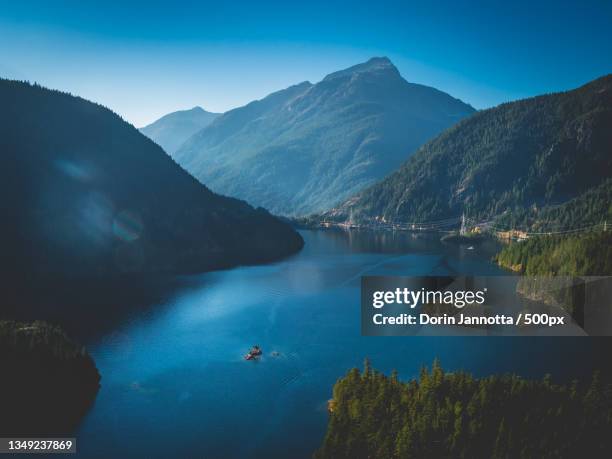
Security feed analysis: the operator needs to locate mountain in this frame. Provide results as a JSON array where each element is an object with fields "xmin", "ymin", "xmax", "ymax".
[
  {"xmin": 322, "ymin": 75, "xmax": 612, "ymax": 225},
  {"xmin": 140, "ymin": 106, "xmax": 219, "ymax": 154},
  {"xmin": 174, "ymin": 57, "xmax": 475, "ymax": 216},
  {"xmin": 0, "ymin": 79, "xmax": 303, "ymax": 285}
]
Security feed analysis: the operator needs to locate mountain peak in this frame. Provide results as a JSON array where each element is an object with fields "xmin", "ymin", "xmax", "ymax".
[
  {"xmin": 189, "ymin": 106, "xmax": 219, "ymax": 115},
  {"xmin": 323, "ymin": 57, "xmax": 400, "ymax": 82},
  {"xmin": 140, "ymin": 105, "xmax": 220, "ymax": 153},
  {"xmin": 364, "ymin": 56, "xmax": 393, "ymax": 66},
  {"xmin": 175, "ymin": 58, "xmax": 475, "ymax": 216}
]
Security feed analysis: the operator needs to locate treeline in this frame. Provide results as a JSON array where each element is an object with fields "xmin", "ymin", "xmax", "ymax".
[
  {"xmin": 495, "ymin": 179, "xmax": 612, "ymax": 232},
  {"xmin": 495, "ymin": 231, "xmax": 612, "ymax": 276},
  {"xmin": 0, "ymin": 321, "xmax": 100, "ymax": 435},
  {"xmin": 315, "ymin": 360, "xmax": 612, "ymax": 459}
]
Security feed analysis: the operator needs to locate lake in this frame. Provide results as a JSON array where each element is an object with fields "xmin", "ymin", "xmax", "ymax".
[{"xmin": 74, "ymin": 230, "xmax": 609, "ymax": 458}]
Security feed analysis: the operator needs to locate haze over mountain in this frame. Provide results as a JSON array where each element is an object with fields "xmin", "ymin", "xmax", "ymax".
[
  {"xmin": 140, "ymin": 106, "xmax": 219, "ymax": 154},
  {"xmin": 0, "ymin": 79, "xmax": 303, "ymax": 286},
  {"xmin": 321, "ymin": 75, "xmax": 612, "ymax": 227},
  {"xmin": 174, "ymin": 57, "xmax": 475, "ymax": 216}
]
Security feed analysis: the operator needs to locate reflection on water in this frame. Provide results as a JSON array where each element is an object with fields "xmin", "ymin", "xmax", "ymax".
[{"xmin": 74, "ymin": 230, "xmax": 611, "ymax": 459}]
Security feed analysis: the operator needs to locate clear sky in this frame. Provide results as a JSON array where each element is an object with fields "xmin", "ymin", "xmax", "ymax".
[{"xmin": 1, "ymin": 0, "xmax": 611, "ymax": 126}]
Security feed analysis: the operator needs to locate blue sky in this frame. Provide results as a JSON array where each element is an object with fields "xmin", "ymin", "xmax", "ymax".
[{"xmin": 1, "ymin": 0, "xmax": 611, "ymax": 126}]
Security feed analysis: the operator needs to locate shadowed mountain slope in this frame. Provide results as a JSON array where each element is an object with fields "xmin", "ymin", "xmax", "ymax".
[{"xmin": 0, "ymin": 79, "xmax": 303, "ymax": 284}]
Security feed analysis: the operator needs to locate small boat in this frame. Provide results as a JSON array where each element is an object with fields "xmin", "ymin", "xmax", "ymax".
[
  {"xmin": 244, "ymin": 345, "xmax": 263, "ymax": 360},
  {"xmin": 467, "ymin": 246, "xmax": 474, "ymax": 250}
]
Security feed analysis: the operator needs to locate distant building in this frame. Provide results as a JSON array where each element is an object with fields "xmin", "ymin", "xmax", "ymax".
[{"xmin": 496, "ymin": 229, "xmax": 529, "ymax": 240}]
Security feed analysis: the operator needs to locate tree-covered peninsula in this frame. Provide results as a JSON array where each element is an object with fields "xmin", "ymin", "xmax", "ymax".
[
  {"xmin": 316, "ymin": 360, "xmax": 612, "ymax": 459},
  {"xmin": 0, "ymin": 320, "xmax": 101, "ymax": 435},
  {"xmin": 495, "ymin": 231, "xmax": 612, "ymax": 276},
  {"xmin": 495, "ymin": 231, "xmax": 612, "ymax": 319}
]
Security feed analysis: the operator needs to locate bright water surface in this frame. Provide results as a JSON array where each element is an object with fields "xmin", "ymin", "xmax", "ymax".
[{"xmin": 74, "ymin": 230, "xmax": 606, "ymax": 458}]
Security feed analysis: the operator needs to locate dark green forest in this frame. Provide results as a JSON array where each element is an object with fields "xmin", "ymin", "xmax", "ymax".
[
  {"xmin": 495, "ymin": 231, "xmax": 612, "ymax": 276},
  {"xmin": 316, "ymin": 360, "xmax": 612, "ymax": 459},
  {"xmin": 495, "ymin": 231, "xmax": 612, "ymax": 316},
  {"xmin": 0, "ymin": 321, "xmax": 100, "ymax": 435},
  {"xmin": 495, "ymin": 179, "xmax": 612, "ymax": 232},
  {"xmin": 321, "ymin": 74, "xmax": 612, "ymax": 226},
  {"xmin": 0, "ymin": 79, "xmax": 303, "ymax": 327},
  {"xmin": 0, "ymin": 79, "xmax": 303, "ymax": 283}
]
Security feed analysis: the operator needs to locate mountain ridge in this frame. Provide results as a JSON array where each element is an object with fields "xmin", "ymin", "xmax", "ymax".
[
  {"xmin": 319, "ymin": 74, "xmax": 612, "ymax": 226},
  {"xmin": 140, "ymin": 106, "xmax": 219, "ymax": 154},
  {"xmin": 322, "ymin": 56, "xmax": 400, "ymax": 81},
  {"xmin": 174, "ymin": 57, "xmax": 476, "ymax": 216},
  {"xmin": 0, "ymin": 78, "xmax": 303, "ymax": 283}
]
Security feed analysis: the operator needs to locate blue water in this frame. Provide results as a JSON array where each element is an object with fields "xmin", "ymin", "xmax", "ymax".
[{"xmin": 74, "ymin": 230, "xmax": 607, "ymax": 458}]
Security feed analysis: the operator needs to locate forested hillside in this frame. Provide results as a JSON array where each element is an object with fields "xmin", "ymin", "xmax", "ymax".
[
  {"xmin": 494, "ymin": 179, "xmax": 612, "ymax": 232},
  {"xmin": 323, "ymin": 75, "xmax": 612, "ymax": 226},
  {"xmin": 0, "ymin": 79, "xmax": 303, "ymax": 284}
]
